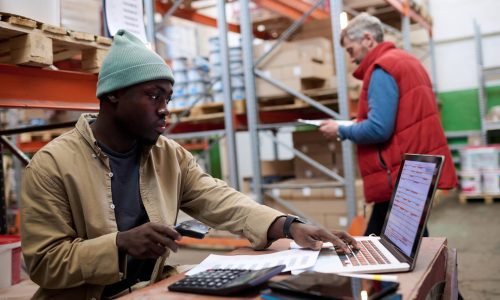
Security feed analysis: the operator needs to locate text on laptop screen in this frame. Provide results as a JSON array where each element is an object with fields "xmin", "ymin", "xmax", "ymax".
[{"xmin": 383, "ymin": 160, "xmax": 437, "ymax": 257}]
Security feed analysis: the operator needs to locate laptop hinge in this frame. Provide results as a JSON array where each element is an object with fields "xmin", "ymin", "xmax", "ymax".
[{"xmin": 380, "ymin": 238, "xmax": 412, "ymax": 264}]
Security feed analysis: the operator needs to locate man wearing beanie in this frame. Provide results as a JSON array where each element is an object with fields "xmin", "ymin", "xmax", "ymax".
[{"xmin": 20, "ymin": 30, "xmax": 358, "ymax": 299}]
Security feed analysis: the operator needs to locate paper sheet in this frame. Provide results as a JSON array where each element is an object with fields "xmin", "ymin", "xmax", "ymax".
[
  {"xmin": 297, "ymin": 119, "xmax": 354, "ymax": 127},
  {"xmin": 186, "ymin": 249, "xmax": 320, "ymax": 275}
]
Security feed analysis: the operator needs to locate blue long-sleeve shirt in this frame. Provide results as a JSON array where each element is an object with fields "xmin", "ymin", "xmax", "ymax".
[{"xmin": 338, "ymin": 67, "xmax": 399, "ymax": 144}]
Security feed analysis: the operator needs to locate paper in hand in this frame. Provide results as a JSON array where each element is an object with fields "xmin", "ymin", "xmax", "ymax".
[{"xmin": 297, "ymin": 119, "xmax": 354, "ymax": 127}]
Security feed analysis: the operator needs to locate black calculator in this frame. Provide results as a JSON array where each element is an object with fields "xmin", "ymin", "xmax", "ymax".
[{"xmin": 168, "ymin": 265, "xmax": 286, "ymax": 296}]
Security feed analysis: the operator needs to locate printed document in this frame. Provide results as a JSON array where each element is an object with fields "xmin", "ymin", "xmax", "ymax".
[
  {"xmin": 298, "ymin": 119, "xmax": 354, "ymax": 127},
  {"xmin": 186, "ymin": 249, "xmax": 320, "ymax": 275}
]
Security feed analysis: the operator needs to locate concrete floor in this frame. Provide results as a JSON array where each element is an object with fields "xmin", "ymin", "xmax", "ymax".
[
  {"xmin": 170, "ymin": 191, "xmax": 500, "ymax": 299},
  {"xmin": 427, "ymin": 191, "xmax": 500, "ymax": 300}
]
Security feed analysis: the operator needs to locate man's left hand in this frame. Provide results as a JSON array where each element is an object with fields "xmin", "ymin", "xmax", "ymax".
[
  {"xmin": 290, "ymin": 223, "xmax": 359, "ymax": 253},
  {"xmin": 319, "ymin": 119, "xmax": 340, "ymax": 139}
]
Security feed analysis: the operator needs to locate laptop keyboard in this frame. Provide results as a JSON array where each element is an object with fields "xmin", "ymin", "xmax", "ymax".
[{"xmin": 337, "ymin": 240, "xmax": 390, "ymax": 267}]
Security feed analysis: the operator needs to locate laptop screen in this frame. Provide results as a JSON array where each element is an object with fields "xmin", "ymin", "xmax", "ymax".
[{"xmin": 381, "ymin": 154, "xmax": 443, "ymax": 259}]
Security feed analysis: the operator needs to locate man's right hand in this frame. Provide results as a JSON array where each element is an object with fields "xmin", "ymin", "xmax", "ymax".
[{"xmin": 116, "ymin": 222, "xmax": 182, "ymax": 259}]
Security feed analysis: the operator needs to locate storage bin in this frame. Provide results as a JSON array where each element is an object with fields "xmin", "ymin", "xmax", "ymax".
[
  {"xmin": 460, "ymin": 170, "xmax": 482, "ymax": 195},
  {"xmin": 0, "ymin": 235, "xmax": 21, "ymax": 288}
]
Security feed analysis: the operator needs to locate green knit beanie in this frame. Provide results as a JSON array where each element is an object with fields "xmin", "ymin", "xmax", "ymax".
[{"xmin": 96, "ymin": 29, "xmax": 174, "ymax": 98}]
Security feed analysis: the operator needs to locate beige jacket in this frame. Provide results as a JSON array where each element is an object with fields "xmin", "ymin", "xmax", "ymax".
[{"xmin": 20, "ymin": 114, "xmax": 283, "ymax": 300}]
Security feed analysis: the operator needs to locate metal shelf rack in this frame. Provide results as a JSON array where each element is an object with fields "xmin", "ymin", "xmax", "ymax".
[
  {"xmin": 474, "ymin": 20, "xmax": 500, "ymax": 144},
  {"xmin": 0, "ymin": 0, "xmax": 437, "ymax": 233}
]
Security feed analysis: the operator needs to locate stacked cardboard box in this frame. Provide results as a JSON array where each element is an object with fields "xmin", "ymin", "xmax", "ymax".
[
  {"xmin": 260, "ymin": 159, "xmax": 295, "ymax": 178},
  {"xmin": 263, "ymin": 178, "xmax": 367, "ymax": 232},
  {"xmin": 292, "ymin": 130, "xmax": 343, "ymax": 179},
  {"xmin": 267, "ymin": 178, "xmax": 345, "ymax": 200},
  {"xmin": 253, "ymin": 38, "xmax": 335, "ymax": 98},
  {"xmin": 264, "ymin": 195, "xmax": 348, "ymax": 231}
]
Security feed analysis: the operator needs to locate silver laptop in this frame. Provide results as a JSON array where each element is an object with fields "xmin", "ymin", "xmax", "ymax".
[{"xmin": 316, "ymin": 154, "xmax": 444, "ymax": 274}]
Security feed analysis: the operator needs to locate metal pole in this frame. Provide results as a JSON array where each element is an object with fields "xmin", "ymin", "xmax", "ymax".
[
  {"xmin": 254, "ymin": 0, "xmax": 325, "ymax": 67},
  {"xmin": 144, "ymin": 0, "xmax": 156, "ymax": 48},
  {"xmin": 0, "ymin": 136, "xmax": 30, "ymax": 166},
  {"xmin": 331, "ymin": 0, "xmax": 357, "ymax": 223},
  {"xmin": 0, "ymin": 143, "xmax": 6, "ymax": 234},
  {"xmin": 240, "ymin": 0, "xmax": 263, "ymax": 203},
  {"xmin": 271, "ymin": 130, "xmax": 279, "ymax": 160},
  {"xmin": 255, "ymin": 69, "xmax": 342, "ymax": 119},
  {"xmin": 217, "ymin": 0, "xmax": 239, "ymax": 190},
  {"xmin": 427, "ymin": 1, "xmax": 438, "ymax": 94},
  {"xmin": 165, "ymin": 0, "xmax": 183, "ymax": 18},
  {"xmin": 263, "ymin": 132, "xmax": 345, "ymax": 183},
  {"xmin": 402, "ymin": 14, "xmax": 412, "ymax": 52},
  {"xmin": 474, "ymin": 20, "xmax": 487, "ymax": 145},
  {"xmin": 429, "ymin": 37, "xmax": 438, "ymax": 94}
]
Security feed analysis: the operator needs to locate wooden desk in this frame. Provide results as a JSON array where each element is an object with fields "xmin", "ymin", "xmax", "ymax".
[{"xmin": 119, "ymin": 237, "xmax": 449, "ymax": 300}]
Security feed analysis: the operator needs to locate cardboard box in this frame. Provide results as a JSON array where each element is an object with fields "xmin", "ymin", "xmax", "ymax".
[
  {"xmin": 256, "ymin": 78, "xmax": 301, "ymax": 98},
  {"xmin": 256, "ymin": 77, "xmax": 325, "ymax": 98},
  {"xmin": 264, "ymin": 198, "xmax": 347, "ymax": 216},
  {"xmin": 260, "ymin": 159, "xmax": 295, "ymax": 177},
  {"xmin": 294, "ymin": 153, "xmax": 341, "ymax": 179},
  {"xmin": 254, "ymin": 38, "xmax": 331, "ymax": 69},
  {"xmin": 293, "ymin": 130, "xmax": 343, "ymax": 179},
  {"xmin": 268, "ymin": 178, "xmax": 345, "ymax": 200},
  {"xmin": 324, "ymin": 214, "xmax": 349, "ymax": 231},
  {"xmin": 293, "ymin": 130, "xmax": 334, "ymax": 146},
  {"xmin": 263, "ymin": 197, "xmax": 348, "ymax": 230},
  {"xmin": 280, "ymin": 62, "xmax": 333, "ymax": 81}
]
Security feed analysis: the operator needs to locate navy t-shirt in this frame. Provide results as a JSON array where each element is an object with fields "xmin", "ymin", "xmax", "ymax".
[{"xmin": 98, "ymin": 142, "xmax": 156, "ymax": 297}]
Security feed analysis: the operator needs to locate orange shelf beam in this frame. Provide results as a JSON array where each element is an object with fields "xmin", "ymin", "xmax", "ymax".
[
  {"xmin": 275, "ymin": 0, "xmax": 329, "ymax": 19},
  {"xmin": 155, "ymin": 2, "xmax": 240, "ymax": 33},
  {"xmin": 0, "ymin": 64, "xmax": 99, "ymax": 111},
  {"xmin": 384, "ymin": 0, "xmax": 432, "ymax": 34},
  {"xmin": 155, "ymin": 1, "xmax": 271, "ymax": 39},
  {"xmin": 253, "ymin": 0, "xmax": 305, "ymax": 20},
  {"xmin": 17, "ymin": 141, "xmax": 49, "ymax": 153}
]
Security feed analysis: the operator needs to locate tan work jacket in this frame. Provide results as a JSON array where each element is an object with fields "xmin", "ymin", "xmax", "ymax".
[{"xmin": 20, "ymin": 114, "xmax": 282, "ymax": 299}]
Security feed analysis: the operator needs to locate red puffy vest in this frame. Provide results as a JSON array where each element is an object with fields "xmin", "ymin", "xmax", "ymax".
[{"xmin": 353, "ymin": 42, "xmax": 457, "ymax": 203}]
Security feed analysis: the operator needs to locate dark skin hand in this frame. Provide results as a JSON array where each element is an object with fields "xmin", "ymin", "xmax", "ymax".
[
  {"xmin": 116, "ymin": 222, "xmax": 182, "ymax": 259},
  {"xmin": 268, "ymin": 216, "xmax": 360, "ymax": 253}
]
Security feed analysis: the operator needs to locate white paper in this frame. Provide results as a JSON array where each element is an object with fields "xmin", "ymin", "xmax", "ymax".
[
  {"xmin": 337, "ymin": 120, "xmax": 355, "ymax": 126},
  {"xmin": 290, "ymin": 241, "xmax": 334, "ymax": 249},
  {"xmin": 297, "ymin": 119, "xmax": 354, "ymax": 127},
  {"xmin": 186, "ymin": 249, "xmax": 320, "ymax": 275},
  {"xmin": 297, "ymin": 119, "xmax": 323, "ymax": 126},
  {"xmin": 105, "ymin": 0, "xmax": 148, "ymax": 43}
]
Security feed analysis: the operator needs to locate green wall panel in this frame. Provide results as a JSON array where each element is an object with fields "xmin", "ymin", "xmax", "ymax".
[{"xmin": 438, "ymin": 85, "xmax": 500, "ymax": 132}]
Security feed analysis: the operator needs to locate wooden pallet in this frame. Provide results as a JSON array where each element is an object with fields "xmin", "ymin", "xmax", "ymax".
[
  {"xmin": 18, "ymin": 128, "xmax": 69, "ymax": 143},
  {"xmin": 0, "ymin": 13, "xmax": 111, "ymax": 73},
  {"xmin": 458, "ymin": 193, "xmax": 499, "ymax": 204},
  {"xmin": 169, "ymin": 100, "xmax": 246, "ymax": 123},
  {"xmin": 258, "ymin": 87, "xmax": 339, "ymax": 112}
]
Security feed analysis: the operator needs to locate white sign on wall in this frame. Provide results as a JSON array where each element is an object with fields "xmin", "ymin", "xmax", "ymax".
[{"xmin": 104, "ymin": 0, "xmax": 148, "ymax": 43}]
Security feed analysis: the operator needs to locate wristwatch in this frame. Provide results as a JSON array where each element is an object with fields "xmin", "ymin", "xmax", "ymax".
[{"xmin": 283, "ymin": 215, "xmax": 306, "ymax": 239}]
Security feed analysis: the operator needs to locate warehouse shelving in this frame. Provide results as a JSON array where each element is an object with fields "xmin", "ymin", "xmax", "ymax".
[
  {"xmin": 474, "ymin": 20, "xmax": 500, "ymax": 144},
  {"xmin": 0, "ymin": 0, "xmax": 436, "ymax": 233}
]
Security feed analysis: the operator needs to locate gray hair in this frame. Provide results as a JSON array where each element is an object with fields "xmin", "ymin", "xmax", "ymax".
[{"xmin": 341, "ymin": 13, "xmax": 384, "ymax": 46}]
